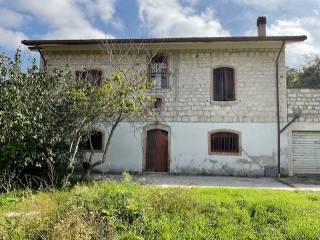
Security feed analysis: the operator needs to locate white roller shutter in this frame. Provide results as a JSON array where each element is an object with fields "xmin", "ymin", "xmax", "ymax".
[{"xmin": 292, "ymin": 131, "xmax": 320, "ymax": 175}]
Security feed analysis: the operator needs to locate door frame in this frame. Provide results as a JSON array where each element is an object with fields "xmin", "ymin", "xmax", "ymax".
[{"xmin": 142, "ymin": 123, "xmax": 171, "ymax": 173}]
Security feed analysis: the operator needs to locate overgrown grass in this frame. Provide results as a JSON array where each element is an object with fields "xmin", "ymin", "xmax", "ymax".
[{"xmin": 1, "ymin": 181, "xmax": 320, "ymax": 239}]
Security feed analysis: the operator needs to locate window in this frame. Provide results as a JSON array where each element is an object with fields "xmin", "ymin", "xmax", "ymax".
[
  {"xmin": 149, "ymin": 55, "xmax": 168, "ymax": 89},
  {"xmin": 209, "ymin": 131, "xmax": 240, "ymax": 155},
  {"xmin": 79, "ymin": 131, "xmax": 103, "ymax": 151},
  {"xmin": 151, "ymin": 98, "xmax": 163, "ymax": 111},
  {"xmin": 213, "ymin": 67, "xmax": 235, "ymax": 101},
  {"xmin": 76, "ymin": 70, "xmax": 102, "ymax": 87}
]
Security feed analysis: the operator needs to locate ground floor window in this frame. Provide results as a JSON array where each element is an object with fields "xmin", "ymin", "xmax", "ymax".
[
  {"xmin": 79, "ymin": 131, "xmax": 103, "ymax": 151},
  {"xmin": 208, "ymin": 130, "xmax": 240, "ymax": 155}
]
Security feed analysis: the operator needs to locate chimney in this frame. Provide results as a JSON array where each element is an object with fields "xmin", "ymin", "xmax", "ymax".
[{"xmin": 257, "ymin": 16, "xmax": 266, "ymax": 36}]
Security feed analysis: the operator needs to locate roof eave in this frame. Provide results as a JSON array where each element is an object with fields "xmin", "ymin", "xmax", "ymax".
[{"xmin": 21, "ymin": 35, "xmax": 307, "ymax": 48}]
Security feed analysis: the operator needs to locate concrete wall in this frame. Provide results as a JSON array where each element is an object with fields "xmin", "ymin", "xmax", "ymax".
[
  {"xmin": 287, "ymin": 88, "xmax": 320, "ymax": 122},
  {"xmin": 284, "ymin": 89, "xmax": 320, "ymax": 176}
]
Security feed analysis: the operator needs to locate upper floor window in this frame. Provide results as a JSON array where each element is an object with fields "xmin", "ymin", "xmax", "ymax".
[
  {"xmin": 209, "ymin": 130, "xmax": 240, "ymax": 155},
  {"xmin": 213, "ymin": 67, "xmax": 235, "ymax": 101},
  {"xmin": 79, "ymin": 131, "xmax": 103, "ymax": 151},
  {"xmin": 76, "ymin": 69, "xmax": 102, "ymax": 87},
  {"xmin": 151, "ymin": 97, "xmax": 163, "ymax": 111},
  {"xmin": 149, "ymin": 55, "xmax": 168, "ymax": 89}
]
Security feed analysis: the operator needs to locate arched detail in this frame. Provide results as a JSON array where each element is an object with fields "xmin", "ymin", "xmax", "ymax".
[
  {"xmin": 211, "ymin": 65, "xmax": 237, "ymax": 102},
  {"xmin": 208, "ymin": 129, "xmax": 241, "ymax": 155},
  {"xmin": 142, "ymin": 123, "xmax": 171, "ymax": 172},
  {"xmin": 79, "ymin": 128, "xmax": 105, "ymax": 152}
]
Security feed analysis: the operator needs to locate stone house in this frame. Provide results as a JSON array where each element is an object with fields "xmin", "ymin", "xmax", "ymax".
[{"xmin": 22, "ymin": 17, "xmax": 320, "ymax": 176}]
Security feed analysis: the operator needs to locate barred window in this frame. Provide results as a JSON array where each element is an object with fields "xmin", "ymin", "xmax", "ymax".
[
  {"xmin": 213, "ymin": 67, "xmax": 235, "ymax": 101},
  {"xmin": 209, "ymin": 131, "xmax": 240, "ymax": 154},
  {"xmin": 76, "ymin": 70, "xmax": 102, "ymax": 87},
  {"xmin": 149, "ymin": 56, "xmax": 168, "ymax": 89},
  {"xmin": 79, "ymin": 131, "xmax": 103, "ymax": 151}
]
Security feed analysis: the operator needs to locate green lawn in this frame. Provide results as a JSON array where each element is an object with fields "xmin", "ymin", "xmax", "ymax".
[{"xmin": 1, "ymin": 180, "xmax": 320, "ymax": 240}]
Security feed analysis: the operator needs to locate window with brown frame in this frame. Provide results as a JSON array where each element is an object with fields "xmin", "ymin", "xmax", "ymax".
[
  {"xmin": 213, "ymin": 67, "xmax": 235, "ymax": 101},
  {"xmin": 209, "ymin": 131, "xmax": 240, "ymax": 154},
  {"xmin": 76, "ymin": 70, "xmax": 103, "ymax": 87},
  {"xmin": 79, "ymin": 131, "xmax": 103, "ymax": 151},
  {"xmin": 149, "ymin": 55, "xmax": 168, "ymax": 89}
]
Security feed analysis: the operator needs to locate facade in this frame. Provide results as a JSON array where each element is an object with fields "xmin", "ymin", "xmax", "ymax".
[{"xmin": 23, "ymin": 17, "xmax": 320, "ymax": 177}]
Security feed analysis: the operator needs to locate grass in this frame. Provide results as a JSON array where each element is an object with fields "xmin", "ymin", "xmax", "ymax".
[{"xmin": 0, "ymin": 180, "xmax": 320, "ymax": 239}]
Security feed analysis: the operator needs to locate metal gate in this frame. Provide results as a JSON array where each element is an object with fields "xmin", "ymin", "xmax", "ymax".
[{"xmin": 292, "ymin": 131, "xmax": 320, "ymax": 175}]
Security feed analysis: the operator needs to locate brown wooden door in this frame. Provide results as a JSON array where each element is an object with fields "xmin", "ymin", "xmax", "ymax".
[{"xmin": 146, "ymin": 129, "xmax": 168, "ymax": 172}]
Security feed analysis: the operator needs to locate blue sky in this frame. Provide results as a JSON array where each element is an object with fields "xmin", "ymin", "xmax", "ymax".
[{"xmin": 0, "ymin": 0, "xmax": 319, "ymax": 66}]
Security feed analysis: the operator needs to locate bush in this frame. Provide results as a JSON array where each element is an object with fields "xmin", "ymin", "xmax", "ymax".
[{"xmin": 0, "ymin": 51, "xmax": 89, "ymax": 188}]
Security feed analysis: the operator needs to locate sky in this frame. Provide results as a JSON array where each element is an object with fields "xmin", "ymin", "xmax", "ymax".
[{"xmin": 0, "ymin": 0, "xmax": 319, "ymax": 67}]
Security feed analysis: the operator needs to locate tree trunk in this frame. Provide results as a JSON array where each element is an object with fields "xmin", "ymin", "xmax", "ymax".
[
  {"xmin": 81, "ymin": 133, "xmax": 95, "ymax": 181},
  {"xmin": 61, "ymin": 135, "xmax": 82, "ymax": 188}
]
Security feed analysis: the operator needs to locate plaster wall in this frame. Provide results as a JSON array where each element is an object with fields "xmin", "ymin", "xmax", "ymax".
[{"xmin": 90, "ymin": 122, "xmax": 289, "ymax": 176}]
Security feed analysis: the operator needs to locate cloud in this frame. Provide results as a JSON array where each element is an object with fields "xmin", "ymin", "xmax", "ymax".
[
  {"xmin": 138, "ymin": 0, "xmax": 229, "ymax": 37},
  {"xmin": 0, "ymin": 9, "xmax": 32, "ymax": 29},
  {"xmin": 0, "ymin": 27, "xmax": 28, "ymax": 50},
  {"xmin": 79, "ymin": 0, "xmax": 123, "ymax": 29},
  {"xmin": 230, "ymin": 0, "xmax": 288, "ymax": 9},
  {"xmin": 11, "ymin": 0, "xmax": 108, "ymax": 39},
  {"xmin": 268, "ymin": 18, "xmax": 320, "ymax": 66}
]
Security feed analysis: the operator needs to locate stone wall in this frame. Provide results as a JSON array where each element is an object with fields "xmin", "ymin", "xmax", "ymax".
[
  {"xmin": 287, "ymin": 88, "xmax": 320, "ymax": 122},
  {"xmin": 43, "ymin": 48, "xmax": 286, "ymax": 123}
]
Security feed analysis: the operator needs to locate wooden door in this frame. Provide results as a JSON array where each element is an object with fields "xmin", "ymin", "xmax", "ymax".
[{"xmin": 146, "ymin": 129, "xmax": 168, "ymax": 172}]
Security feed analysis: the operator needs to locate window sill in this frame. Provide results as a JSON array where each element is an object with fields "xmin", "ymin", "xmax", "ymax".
[
  {"xmin": 208, "ymin": 151, "xmax": 241, "ymax": 156},
  {"xmin": 211, "ymin": 100, "xmax": 240, "ymax": 106}
]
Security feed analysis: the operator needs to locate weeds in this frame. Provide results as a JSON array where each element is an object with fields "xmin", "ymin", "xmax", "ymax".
[{"xmin": 0, "ymin": 182, "xmax": 320, "ymax": 239}]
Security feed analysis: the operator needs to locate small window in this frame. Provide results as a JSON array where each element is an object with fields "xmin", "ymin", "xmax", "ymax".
[
  {"xmin": 213, "ymin": 67, "xmax": 235, "ymax": 101},
  {"xmin": 151, "ymin": 98, "xmax": 163, "ymax": 111},
  {"xmin": 79, "ymin": 131, "xmax": 103, "ymax": 151},
  {"xmin": 149, "ymin": 56, "xmax": 168, "ymax": 89},
  {"xmin": 209, "ymin": 131, "xmax": 240, "ymax": 155},
  {"xmin": 76, "ymin": 70, "xmax": 102, "ymax": 87}
]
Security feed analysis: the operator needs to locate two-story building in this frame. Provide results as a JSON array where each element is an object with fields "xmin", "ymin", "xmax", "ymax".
[{"xmin": 23, "ymin": 17, "xmax": 320, "ymax": 177}]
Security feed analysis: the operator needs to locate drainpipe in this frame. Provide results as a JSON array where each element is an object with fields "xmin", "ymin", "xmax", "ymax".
[
  {"xmin": 35, "ymin": 46, "xmax": 47, "ymax": 68},
  {"xmin": 276, "ymin": 41, "xmax": 285, "ymax": 177}
]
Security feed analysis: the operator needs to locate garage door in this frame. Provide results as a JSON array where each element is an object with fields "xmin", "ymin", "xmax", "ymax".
[{"xmin": 292, "ymin": 131, "xmax": 320, "ymax": 175}]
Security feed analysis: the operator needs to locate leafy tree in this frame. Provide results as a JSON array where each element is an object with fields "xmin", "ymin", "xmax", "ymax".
[
  {"xmin": 80, "ymin": 70, "xmax": 154, "ymax": 179},
  {"xmin": 0, "ymin": 50, "xmax": 154, "ymax": 189},
  {"xmin": 286, "ymin": 67, "xmax": 300, "ymax": 88},
  {"xmin": 287, "ymin": 56, "xmax": 320, "ymax": 88},
  {"xmin": 0, "ymin": 51, "xmax": 93, "ymax": 188}
]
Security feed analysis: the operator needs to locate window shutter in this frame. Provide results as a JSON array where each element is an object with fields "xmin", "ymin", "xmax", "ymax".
[
  {"xmin": 214, "ymin": 69, "xmax": 224, "ymax": 101},
  {"xmin": 94, "ymin": 70, "xmax": 103, "ymax": 87},
  {"xmin": 224, "ymin": 68, "xmax": 235, "ymax": 101},
  {"xmin": 213, "ymin": 67, "xmax": 235, "ymax": 101}
]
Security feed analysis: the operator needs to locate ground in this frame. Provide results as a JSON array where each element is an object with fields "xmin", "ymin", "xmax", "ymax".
[
  {"xmin": 95, "ymin": 173, "xmax": 320, "ymax": 191},
  {"xmin": 1, "ymin": 177, "xmax": 320, "ymax": 239}
]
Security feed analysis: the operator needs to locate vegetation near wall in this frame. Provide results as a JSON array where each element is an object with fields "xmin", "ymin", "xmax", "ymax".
[
  {"xmin": 0, "ymin": 181, "xmax": 320, "ymax": 239},
  {"xmin": 287, "ymin": 56, "xmax": 320, "ymax": 89},
  {"xmin": 0, "ymin": 50, "xmax": 154, "ymax": 190}
]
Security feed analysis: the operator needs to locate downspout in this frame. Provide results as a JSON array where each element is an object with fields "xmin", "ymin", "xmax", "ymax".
[
  {"xmin": 36, "ymin": 46, "xmax": 47, "ymax": 67},
  {"xmin": 276, "ymin": 41, "xmax": 285, "ymax": 177}
]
